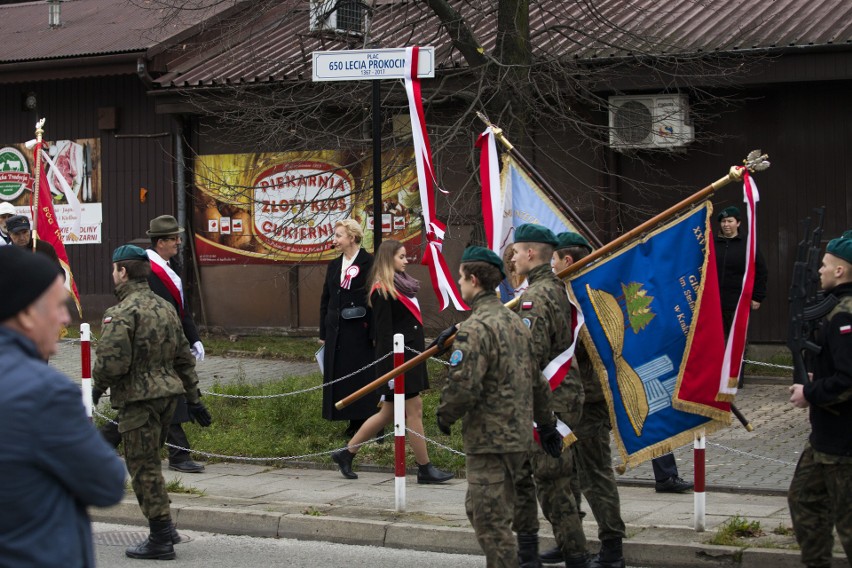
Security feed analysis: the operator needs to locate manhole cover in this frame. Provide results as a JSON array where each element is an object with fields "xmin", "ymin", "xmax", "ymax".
[{"xmin": 93, "ymin": 531, "xmax": 192, "ymax": 546}]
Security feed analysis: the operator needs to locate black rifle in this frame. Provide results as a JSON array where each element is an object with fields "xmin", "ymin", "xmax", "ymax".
[{"xmin": 787, "ymin": 207, "xmax": 838, "ymax": 385}]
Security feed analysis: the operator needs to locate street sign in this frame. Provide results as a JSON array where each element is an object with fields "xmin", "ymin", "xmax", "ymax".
[{"xmin": 312, "ymin": 47, "xmax": 434, "ymax": 82}]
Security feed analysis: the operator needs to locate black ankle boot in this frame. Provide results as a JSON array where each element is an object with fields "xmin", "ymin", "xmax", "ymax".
[
  {"xmin": 517, "ymin": 532, "xmax": 543, "ymax": 568},
  {"xmin": 125, "ymin": 519, "xmax": 176, "ymax": 560},
  {"xmin": 332, "ymin": 448, "xmax": 358, "ymax": 479},
  {"xmin": 565, "ymin": 552, "xmax": 591, "ymax": 568},
  {"xmin": 540, "ymin": 545, "xmax": 562, "ymax": 564},
  {"xmin": 170, "ymin": 522, "xmax": 182, "ymax": 544},
  {"xmin": 588, "ymin": 538, "xmax": 624, "ymax": 568},
  {"xmin": 416, "ymin": 462, "xmax": 454, "ymax": 484}
]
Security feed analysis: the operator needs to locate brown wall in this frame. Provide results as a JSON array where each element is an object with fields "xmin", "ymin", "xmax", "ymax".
[{"xmin": 0, "ymin": 74, "xmax": 179, "ymax": 320}]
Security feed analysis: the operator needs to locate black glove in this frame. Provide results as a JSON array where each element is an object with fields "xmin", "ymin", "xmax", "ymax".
[
  {"xmin": 436, "ymin": 413, "xmax": 452, "ymax": 436},
  {"xmin": 187, "ymin": 401, "xmax": 213, "ymax": 427},
  {"xmin": 91, "ymin": 388, "xmax": 104, "ymax": 406},
  {"xmin": 537, "ymin": 423, "xmax": 563, "ymax": 458},
  {"xmin": 428, "ymin": 324, "xmax": 458, "ymax": 355}
]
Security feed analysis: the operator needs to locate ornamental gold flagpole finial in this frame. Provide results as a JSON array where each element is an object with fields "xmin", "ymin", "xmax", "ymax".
[{"xmin": 31, "ymin": 118, "xmax": 46, "ymax": 248}]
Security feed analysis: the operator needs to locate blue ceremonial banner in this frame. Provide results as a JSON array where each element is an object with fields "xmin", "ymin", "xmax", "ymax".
[
  {"xmin": 568, "ymin": 204, "xmax": 726, "ymax": 470},
  {"xmin": 497, "ymin": 156, "xmax": 578, "ymax": 252}
]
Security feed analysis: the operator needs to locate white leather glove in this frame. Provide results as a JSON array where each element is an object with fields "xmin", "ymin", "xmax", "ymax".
[{"xmin": 191, "ymin": 341, "xmax": 205, "ymax": 361}]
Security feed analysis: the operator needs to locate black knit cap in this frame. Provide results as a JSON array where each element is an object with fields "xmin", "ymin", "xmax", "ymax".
[{"xmin": 0, "ymin": 245, "xmax": 63, "ymax": 321}]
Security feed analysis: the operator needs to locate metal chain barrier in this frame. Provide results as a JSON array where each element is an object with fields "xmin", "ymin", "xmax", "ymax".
[
  {"xmin": 405, "ymin": 427, "xmax": 466, "ymax": 457},
  {"xmin": 742, "ymin": 359, "xmax": 794, "ymax": 371},
  {"xmin": 201, "ymin": 352, "xmax": 393, "ymax": 399}
]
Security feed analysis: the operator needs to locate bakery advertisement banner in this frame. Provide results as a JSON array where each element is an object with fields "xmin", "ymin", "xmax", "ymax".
[
  {"xmin": 193, "ymin": 149, "xmax": 423, "ymax": 265},
  {"xmin": 0, "ymin": 139, "xmax": 103, "ymax": 244}
]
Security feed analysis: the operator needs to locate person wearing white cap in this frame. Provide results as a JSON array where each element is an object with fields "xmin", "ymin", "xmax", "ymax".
[{"xmin": 0, "ymin": 202, "xmax": 16, "ymax": 245}]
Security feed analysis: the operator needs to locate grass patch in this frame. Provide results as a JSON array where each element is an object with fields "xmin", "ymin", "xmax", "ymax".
[
  {"xmin": 202, "ymin": 335, "xmax": 319, "ymax": 360},
  {"xmin": 772, "ymin": 523, "xmax": 794, "ymax": 536},
  {"xmin": 743, "ymin": 351, "xmax": 793, "ymax": 378},
  {"xmin": 165, "ymin": 476, "xmax": 206, "ymax": 496},
  {"xmin": 182, "ymin": 367, "xmax": 466, "ymax": 476},
  {"xmin": 709, "ymin": 515, "xmax": 765, "ymax": 546}
]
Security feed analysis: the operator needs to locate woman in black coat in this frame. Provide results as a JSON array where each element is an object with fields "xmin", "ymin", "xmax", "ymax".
[
  {"xmin": 319, "ymin": 219, "xmax": 378, "ymax": 435},
  {"xmin": 331, "ymin": 240, "xmax": 453, "ymax": 484}
]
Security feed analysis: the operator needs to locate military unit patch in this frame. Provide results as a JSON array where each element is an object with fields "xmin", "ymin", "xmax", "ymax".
[
  {"xmin": 523, "ymin": 318, "xmax": 531, "ymax": 328},
  {"xmin": 449, "ymin": 350, "xmax": 464, "ymax": 366}
]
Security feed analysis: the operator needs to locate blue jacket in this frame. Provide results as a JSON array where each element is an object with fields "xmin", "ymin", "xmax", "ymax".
[{"xmin": 0, "ymin": 326, "xmax": 127, "ymax": 567}]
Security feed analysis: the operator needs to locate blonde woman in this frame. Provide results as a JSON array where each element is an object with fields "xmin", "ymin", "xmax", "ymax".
[
  {"xmin": 319, "ymin": 219, "xmax": 378, "ymax": 436},
  {"xmin": 332, "ymin": 240, "xmax": 453, "ymax": 484}
]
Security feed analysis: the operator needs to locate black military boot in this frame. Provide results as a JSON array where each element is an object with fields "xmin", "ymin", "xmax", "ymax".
[
  {"xmin": 539, "ymin": 545, "xmax": 562, "ymax": 564},
  {"xmin": 588, "ymin": 538, "xmax": 625, "ymax": 568},
  {"xmin": 416, "ymin": 462, "xmax": 454, "ymax": 484},
  {"xmin": 517, "ymin": 532, "xmax": 543, "ymax": 568},
  {"xmin": 170, "ymin": 521, "xmax": 183, "ymax": 544},
  {"xmin": 565, "ymin": 552, "xmax": 591, "ymax": 568},
  {"xmin": 125, "ymin": 519, "xmax": 176, "ymax": 560},
  {"xmin": 332, "ymin": 448, "xmax": 358, "ymax": 479}
]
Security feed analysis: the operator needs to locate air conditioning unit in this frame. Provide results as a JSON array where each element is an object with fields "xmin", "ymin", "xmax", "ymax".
[
  {"xmin": 608, "ymin": 95, "xmax": 694, "ymax": 150},
  {"xmin": 309, "ymin": 0, "xmax": 365, "ymax": 35}
]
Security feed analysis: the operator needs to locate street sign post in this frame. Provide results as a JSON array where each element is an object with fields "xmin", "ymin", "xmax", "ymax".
[
  {"xmin": 313, "ymin": 47, "xmax": 435, "ymax": 252},
  {"xmin": 312, "ymin": 47, "xmax": 434, "ymax": 82}
]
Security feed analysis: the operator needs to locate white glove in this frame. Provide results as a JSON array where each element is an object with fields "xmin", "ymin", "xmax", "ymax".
[{"xmin": 191, "ymin": 341, "xmax": 205, "ymax": 361}]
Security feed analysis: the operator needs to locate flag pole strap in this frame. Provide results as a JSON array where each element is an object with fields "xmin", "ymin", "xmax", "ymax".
[
  {"xmin": 335, "ymin": 152, "xmax": 769, "ymax": 411},
  {"xmin": 475, "ymin": 111, "xmax": 603, "ymax": 248}
]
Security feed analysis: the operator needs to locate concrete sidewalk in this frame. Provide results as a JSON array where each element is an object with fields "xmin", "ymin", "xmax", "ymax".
[{"xmin": 90, "ymin": 462, "xmax": 847, "ymax": 568}]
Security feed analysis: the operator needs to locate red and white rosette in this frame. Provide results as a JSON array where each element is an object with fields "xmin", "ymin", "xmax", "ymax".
[
  {"xmin": 341, "ymin": 264, "xmax": 360, "ymax": 290},
  {"xmin": 718, "ymin": 169, "xmax": 759, "ymax": 400},
  {"xmin": 404, "ymin": 46, "xmax": 468, "ymax": 311}
]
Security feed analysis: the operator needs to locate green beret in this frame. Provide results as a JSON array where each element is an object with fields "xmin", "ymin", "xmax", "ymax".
[
  {"xmin": 514, "ymin": 223, "xmax": 559, "ymax": 246},
  {"xmin": 555, "ymin": 231, "xmax": 591, "ymax": 252},
  {"xmin": 826, "ymin": 237, "xmax": 852, "ymax": 265},
  {"xmin": 461, "ymin": 246, "xmax": 506, "ymax": 279},
  {"xmin": 112, "ymin": 244, "xmax": 149, "ymax": 263},
  {"xmin": 717, "ymin": 206, "xmax": 741, "ymax": 222},
  {"xmin": 842, "ymin": 230, "xmax": 852, "ymax": 239}
]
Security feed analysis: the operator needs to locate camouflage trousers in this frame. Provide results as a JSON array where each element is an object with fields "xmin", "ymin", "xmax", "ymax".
[
  {"xmin": 574, "ymin": 400, "xmax": 626, "ymax": 541},
  {"xmin": 512, "ymin": 445, "xmax": 587, "ymax": 556},
  {"xmin": 788, "ymin": 444, "xmax": 852, "ymax": 567},
  {"xmin": 465, "ymin": 452, "xmax": 527, "ymax": 568},
  {"xmin": 120, "ymin": 396, "xmax": 179, "ymax": 521}
]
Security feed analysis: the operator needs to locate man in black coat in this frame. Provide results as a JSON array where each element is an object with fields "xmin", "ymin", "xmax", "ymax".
[
  {"xmin": 6, "ymin": 215, "xmax": 61, "ymax": 268},
  {"xmin": 146, "ymin": 215, "xmax": 206, "ymax": 473}
]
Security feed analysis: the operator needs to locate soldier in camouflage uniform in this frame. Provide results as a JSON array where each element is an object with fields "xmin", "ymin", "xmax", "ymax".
[
  {"xmin": 93, "ymin": 245, "xmax": 212, "ymax": 561},
  {"xmin": 543, "ymin": 232, "xmax": 626, "ymax": 568},
  {"xmin": 436, "ymin": 246, "xmax": 561, "ymax": 568},
  {"xmin": 511, "ymin": 224, "xmax": 588, "ymax": 568},
  {"xmin": 788, "ymin": 235, "xmax": 852, "ymax": 568}
]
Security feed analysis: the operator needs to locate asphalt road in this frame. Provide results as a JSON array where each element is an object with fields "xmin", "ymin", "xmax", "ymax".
[
  {"xmin": 94, "ymin": 523, "xmax": 652, "ymax": 568},
  {"xmin": 93, "ymin": 522, "xmax": 485, "ymax": 567}
]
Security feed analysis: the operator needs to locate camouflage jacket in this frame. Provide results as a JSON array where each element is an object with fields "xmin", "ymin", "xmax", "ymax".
[
  {"xmin": 93, "ymin": 280, "xmax": 200, "ymax": 408},
  {"xmin": 514, "ymin": 263, "xmax": 585, "ymax": 419},
  {"xmin": 437, "ymin": 291, "xmax": 554, "ymax": 455}
]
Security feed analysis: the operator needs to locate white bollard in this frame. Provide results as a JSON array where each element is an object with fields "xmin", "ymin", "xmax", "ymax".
[
  {"xmin": 693, "ymin": 429, "xmax": 706, "ymax": 532},
  {"xmin": 80, "ymin": 323, "xmax": 93, "ymax": 419},
  {"xmin": 393, "ymin": 333, "xmax": 406, "ymax": 512}
]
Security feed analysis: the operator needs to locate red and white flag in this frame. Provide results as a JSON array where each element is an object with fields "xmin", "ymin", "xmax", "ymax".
[
  {"xmin": 476, "ymin": 128, "xmax": 502, "ymax": 252},
  {"xmin": 31, "ymin": 136, "xmax": 82, "ymax": 316},
  {"xmin": 403, "ymin": 46, "xmax": 467, "ymax": 312},
  {"xmin": 717, "ymin": 169, "xmax": 759, "ymax": 401}
]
